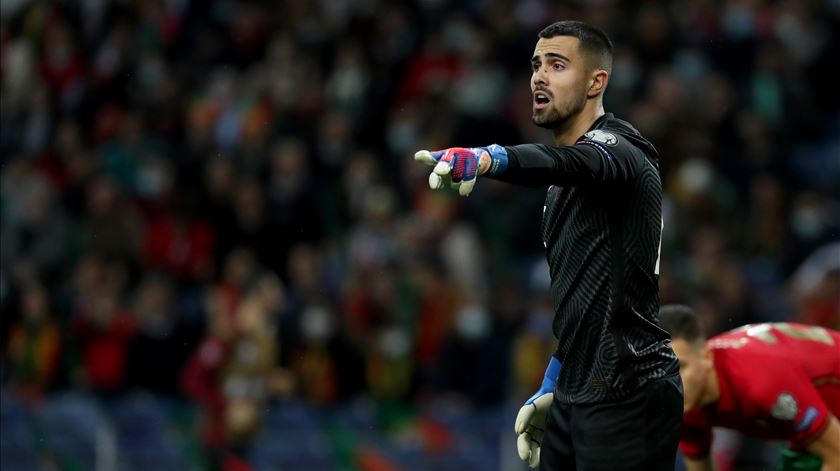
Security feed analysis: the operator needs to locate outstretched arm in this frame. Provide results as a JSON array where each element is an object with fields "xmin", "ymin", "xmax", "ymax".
[
  {"xmin": 806, "ymin": 415, "xmax": 840, "ymax": 471},
  {"xmin": 488, "ymin": 139, "xmax": 652, "ymax": 187},
  {"xmin": 414, "ymin": 133, "xmax": 655, "ymax": 196}
]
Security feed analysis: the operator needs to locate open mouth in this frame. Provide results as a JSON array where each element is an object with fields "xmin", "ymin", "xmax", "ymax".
[{"xmin": 534, "ymin": 92, "xmax": 551, "ymax": 110}]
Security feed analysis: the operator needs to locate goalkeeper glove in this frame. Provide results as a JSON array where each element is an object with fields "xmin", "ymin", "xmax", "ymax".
[
  {"xmin": 414, "ymin": 144, "xmax": 508, "ymax": 196},
  {"xmin": 515, "ymin": 356, "xmax": 562, "ymax": 469}
]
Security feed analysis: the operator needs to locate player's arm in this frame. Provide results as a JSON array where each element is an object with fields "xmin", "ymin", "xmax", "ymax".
[
  {"xmin": 683, "ymin": 456, "xmax": 714, "ymax": 471},
  {"xmin": 806, "ymin": 414, "xmax": 840, "ymax": 471},
  {"xmin": 413, "ymin": 134, "xmax": 653, "ymax": 195},
  {"xmin": 492, "ymin": 137, "xmax": 652, "ymax": 187},
  {"xmin": 763, "ymin": 358, "xmax": 838, "ymax": 470},
  {"xmin": 680, "ymin": 418, "xmax": 714, "ymax": 471}
]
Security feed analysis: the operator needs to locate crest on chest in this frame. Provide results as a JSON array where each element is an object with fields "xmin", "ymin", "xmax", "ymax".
[{"xmin": 770, "ymin": 392, "xmax": 798, "ymax": 421}]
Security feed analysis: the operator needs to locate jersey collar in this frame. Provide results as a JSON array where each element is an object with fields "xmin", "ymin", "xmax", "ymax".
[{"xmin": 587, "ymin": 112, "xmax": 613, "ymax": 132}]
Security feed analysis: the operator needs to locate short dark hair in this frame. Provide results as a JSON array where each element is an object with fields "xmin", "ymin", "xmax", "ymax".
[
  {"xmin": 538, "ymin": 21, "xmax": 613, "ymax": 73},
  {"xmin": 659, "ymin": 305, "xmax": 704, "ymax": 343}
]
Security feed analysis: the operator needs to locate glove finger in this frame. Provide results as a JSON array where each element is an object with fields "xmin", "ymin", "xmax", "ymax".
[
  {"xmin": 529, "ymin": 443, "xmax": 541, "ymax": 468},
  {"xmin": 515, "ymin": 404, "xmax": 535, "ymax": 434},
  {"xmin": 414, "ymin": 150, "xmax": 437, "ymax": 166},
  {"xmin": 428, "ymin": 171, "xmax": 444, "ymax": 190},
  {"xmin": 458, "ymin": 178, "xmax": 475, "ymax": 196},
  {"xmin": 533, "ymin": 392, "xmax": 554, "ymax": 410},
  {"xmin": 433, "ymin": 160, "xmax": 452, "ymax": 176},
  {"xmin": 434, "ymin": 148, "xmax": 457, "ymax": 175},
  {"xmin": 416, "ymin": 150, "xmax": 446, "ymax": 165},
  {"xmin": 516, "ymin": 433, "xmax": 532, "ymax": 462}
]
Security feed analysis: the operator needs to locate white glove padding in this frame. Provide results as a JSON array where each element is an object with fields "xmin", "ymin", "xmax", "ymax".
[
  {"xmin": 415, "ymin": 150, "xmax": 452, "ymax": 191},
  {"xmin": 414, "ymin": 148, "xmax": 479, "ymax": 196},
  {"xmin": 514, "ymin": 392, "xmax": 554, "ymax": 469}
]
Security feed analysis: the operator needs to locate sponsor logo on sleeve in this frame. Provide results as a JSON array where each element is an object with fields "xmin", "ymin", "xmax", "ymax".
[
  {"xmin": 796, "ymin": 406, "xmax": 820, "ymax": 431},
  {"xmin": 584, "ymin": 130, "xmax": 618, "ymax": 146},
  {"xmin": 771, "ymin": 392, "xmax": 799, "ymax": 421}
]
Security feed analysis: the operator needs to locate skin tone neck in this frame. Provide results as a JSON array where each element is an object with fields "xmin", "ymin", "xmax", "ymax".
[
  {"xmin": 553, "ymin": 99, "xmax": 605, "ymax": 146},
  {"xmin": 477, "ymin": 98, "xmax": 606, "ymax": 175},
  {"xmin": 698, "ymin": 346, "xmax": 722, "ymax": 407},
  {"xmin": 673, "ymin": 338, "xmax": 723, "ymax": 411}
]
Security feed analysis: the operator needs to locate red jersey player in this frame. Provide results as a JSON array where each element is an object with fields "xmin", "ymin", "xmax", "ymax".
[{"xmin": 659, "ymin": 305, "xmax": 840, "ymax": 471}]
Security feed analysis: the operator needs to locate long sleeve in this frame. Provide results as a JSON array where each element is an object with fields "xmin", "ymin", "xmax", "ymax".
[{"xmin": 493, "ymin": 135, "xmax": 653, "ymax": 187}]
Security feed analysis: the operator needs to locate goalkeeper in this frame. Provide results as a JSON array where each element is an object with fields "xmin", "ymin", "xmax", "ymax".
[{"xmin": 414, "ymin": 21, "xmax": 681, "ymax": 470}]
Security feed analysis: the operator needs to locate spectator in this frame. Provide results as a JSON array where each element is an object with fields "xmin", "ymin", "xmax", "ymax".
[
  {"xmin": 124, "ymin": 273, "xmax": 197, "ymax": 395},
  {"xmin": 5, "ymin": 281, "xmax": 61, "ymax": 403},
  {"xmin": 79, "ymin": 175, "xmax": 144, "ymax": 264},
  {"xmin": 72, "ymin": 282, "xmax": 136, "ymax": 393},
  {"xmin": 182, "ymin": 281, "xmax": 289, "ymax": 455},
  {"xmin": 437, "ymin": 302, "xmax": 510, "ymax": 406},
  {"xmin": 0, "ymin": 160, "xmax": 69, "ymax": 283},
  {"xmin": 143, "ymin": 199, "xmax": 216, "ymax": 281},
  {"xmin": 788, "ymin": 242, "xmax": 840, "ymax": 330}
]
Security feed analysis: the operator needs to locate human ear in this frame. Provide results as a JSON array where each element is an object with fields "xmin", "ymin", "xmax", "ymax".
[{"xmin": 587, "ymin": 70, "xmax": 608, "ymax": 98}]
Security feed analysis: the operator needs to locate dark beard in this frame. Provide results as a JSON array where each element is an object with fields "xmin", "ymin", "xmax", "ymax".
[{"xmin": 532, "ymin": 93, "xmax": 587, "ymax": 130}]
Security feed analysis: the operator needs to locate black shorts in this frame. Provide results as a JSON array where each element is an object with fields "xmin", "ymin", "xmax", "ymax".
[{"xmin": 540, "ymin": 374, "xmax": 684, "ymax": 471}]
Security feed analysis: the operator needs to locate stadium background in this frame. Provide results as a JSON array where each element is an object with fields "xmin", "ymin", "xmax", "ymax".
[{"xmin": 0, "ymin": 0, "xmax": 838, "ymax": 470}]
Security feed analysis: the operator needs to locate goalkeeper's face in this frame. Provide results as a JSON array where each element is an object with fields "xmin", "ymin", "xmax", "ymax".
[
  {"xmin": 530, "ymin": 36, "xmax": 592, "ymax": 129},
  {"xmin": 671, "ymin": 338, "xmax": 713, "ymax": 412}
]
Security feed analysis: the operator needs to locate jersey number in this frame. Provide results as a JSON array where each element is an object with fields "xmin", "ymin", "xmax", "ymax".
[{"xmin": 740, "ymin": 323, "xmax": 834, "ymax": 345}]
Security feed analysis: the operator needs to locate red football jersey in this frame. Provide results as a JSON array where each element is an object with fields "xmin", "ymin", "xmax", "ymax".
[{"xmin": 680, "ymin": 323, "xmax": 840, "ymax": 459}]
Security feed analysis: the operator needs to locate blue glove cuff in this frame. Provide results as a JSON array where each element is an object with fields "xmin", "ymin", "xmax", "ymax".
[
  {"xmin": 524, "ymin": 357, "xmax": 562, "ymax": 405},
  {"xmin": 479, "ymin": 144, "xmax": 508, "ymax": 176},
  {"xmin": 545, "ymin": 356, "xmax": 562, "ymax": 383}
]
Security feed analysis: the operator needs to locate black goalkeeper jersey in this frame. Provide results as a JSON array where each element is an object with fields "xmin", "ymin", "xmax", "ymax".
[{"xmin": 497, "ymin": 113, "xmax": 679, "ymax": 404}]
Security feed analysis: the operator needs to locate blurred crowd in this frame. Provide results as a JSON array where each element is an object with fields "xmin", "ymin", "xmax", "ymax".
[{"xmin": 1, "ymin": 0, "xmax": 838, "ymax": 467}]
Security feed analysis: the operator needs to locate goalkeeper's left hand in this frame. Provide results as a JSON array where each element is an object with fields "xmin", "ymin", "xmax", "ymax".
[
  {"xmin": 515, "ymin": 356, "xmax": 562, "ymax": 469},
  {"xmin": 414, "ymin": 144, "xmax": 507, "ymax": 196}
]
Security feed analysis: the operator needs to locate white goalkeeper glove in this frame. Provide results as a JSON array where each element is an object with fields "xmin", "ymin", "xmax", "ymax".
[
  {"xmin": 515, "ymin": 356, "xmax": 562, "ymax": 469},
  {"xmin": 414, "ymin": 144, "xmax": 507, "ymax": 196}
]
